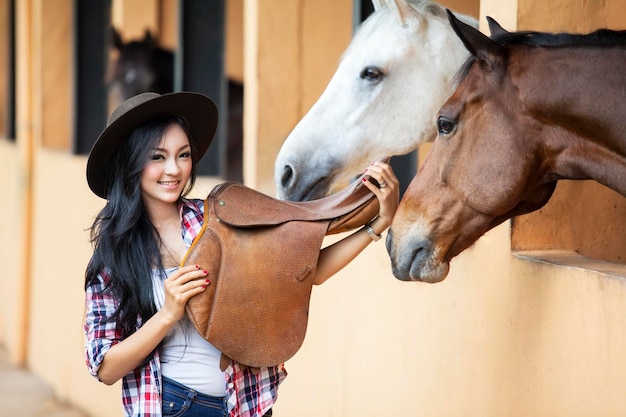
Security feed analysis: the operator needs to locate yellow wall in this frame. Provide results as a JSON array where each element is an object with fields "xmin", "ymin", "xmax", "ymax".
[
  {"xmin": 510, "ymin": 0, "xmax": 626, "ymax": 264},
  {"xmin": 277, "ymin": 226, "xmax": 626, "ymax": 417},
  {"xmin": 2, "ymin": 0, "xmax": 626, "ymax": 416},
  {"xmin": 274, "ymin": 1, "xmax": 626, "ymax": 415},
  {"xmin": 243, "ymin": 0, "xmax": 355, "ymax": 191},
  {"xmin": 0, "ymin": 140, "xmax": 21, "ymax": 358}
]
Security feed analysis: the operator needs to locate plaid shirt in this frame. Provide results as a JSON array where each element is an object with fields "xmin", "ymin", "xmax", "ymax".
[{"xmin": 84, "ymin": 198, "xmax": 287, "ymax": 416}]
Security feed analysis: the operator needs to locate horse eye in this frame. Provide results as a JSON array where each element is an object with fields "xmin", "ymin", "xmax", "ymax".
[
  {"xmin": 360, "ymin": 66, "xmax": 384, "ymax": 82},
  {"xmin": 437, "ymin": 116, "xmax": 456, "ymax": 135}
]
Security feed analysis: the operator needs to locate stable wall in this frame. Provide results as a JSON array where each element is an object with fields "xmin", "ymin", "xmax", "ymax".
[
  {"xmin": 274, "ymin": 0, "xmax": 626, "ymax": 415},
  {"xmin": 277, "ymin": 226, "xmax": 626, "ymax": 417},
  {"xmin": 0, "ymin": 140, "xmax": 21, "ymax": 360},
  {"xmin": 511, "ymin": 0, "xmax": 626, "ymax": 264}
]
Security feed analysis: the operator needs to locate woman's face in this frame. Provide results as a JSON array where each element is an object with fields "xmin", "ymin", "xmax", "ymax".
[{"xmin": 141, "ymin": 123, "xmax": 193, "ymax": 208}]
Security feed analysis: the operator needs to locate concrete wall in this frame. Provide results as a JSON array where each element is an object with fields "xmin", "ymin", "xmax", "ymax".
[
  {"xmin": 511, "ymin": 0, "xmax": 626, "ymax": 264},
  {"xmin": 1, "ymin": 0, "xmax": 625, "ymax": 416}
]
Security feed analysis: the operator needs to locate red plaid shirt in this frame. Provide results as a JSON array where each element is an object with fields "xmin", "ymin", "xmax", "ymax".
[{"xmin": 84, "ymin": 198, "xmax": 287, "ymax": 416}]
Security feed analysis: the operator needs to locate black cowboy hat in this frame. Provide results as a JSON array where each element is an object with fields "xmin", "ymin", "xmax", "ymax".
[{"xmin": 86, "ymin": 92, "xmax": 219, "ymax": 199}]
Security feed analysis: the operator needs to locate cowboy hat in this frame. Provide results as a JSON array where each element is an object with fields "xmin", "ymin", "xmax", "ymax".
[{"xmin": 86, "ymin": 92, "xmax": 218, "ymax": 199}]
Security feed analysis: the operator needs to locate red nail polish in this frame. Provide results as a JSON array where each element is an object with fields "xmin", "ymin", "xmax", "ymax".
[
  {"xmin": 362, "ymin": 177, "xmax": 367, "ymax": 182},
  {"xmin": 195, "ymin": 265, "xmax": 200, "ymax": 269},
  {"xmin": 202, "ymin": 285, "xmax": 207, "ymax": 290},
  {"xmin": 205, "ymin": 279, "xmax": 210, "ymax": 283},
  {"xmin": 203, "ymin": 270, "xmax": 208, "ymax": 274}
]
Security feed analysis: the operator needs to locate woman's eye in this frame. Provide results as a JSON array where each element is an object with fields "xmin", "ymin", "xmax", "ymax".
[
  {"xmin": 150, "ymin": 154, "xmax": 165, "ymax": 161},
  {"xmin": 179, "ymin": 152, "xmax": 191, "ymax": 158},
  {"xmin": 437, "ymin": 117, "xmax": 456, "ymax": 135}
]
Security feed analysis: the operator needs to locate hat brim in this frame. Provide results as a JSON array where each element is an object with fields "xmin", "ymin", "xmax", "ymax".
[{"xmin": 86, "ymin": 92, "xmax": 218, "ymax": 199}]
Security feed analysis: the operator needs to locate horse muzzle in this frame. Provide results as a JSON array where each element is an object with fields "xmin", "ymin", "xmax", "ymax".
[{"xmin": 386, "ymin": 228, "xmax": 450, "ymax": 283}]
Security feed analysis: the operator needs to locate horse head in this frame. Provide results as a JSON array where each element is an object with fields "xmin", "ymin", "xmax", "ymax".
[
  {"xmin": 109, "ymin": 28, "xmax": 174, "ymax": 101},
  {"xmin": 274, "ymin": 0, "xmax": 476, "ymax": 201},
  {"xmin": 387, "ymin": 11, "xmax": 626, "ymax": 282}
]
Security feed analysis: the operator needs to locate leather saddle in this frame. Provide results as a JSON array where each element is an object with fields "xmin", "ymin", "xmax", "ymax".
[{"xmin": 180, "ymin": 177, "xmax": 379, "ymax": 367}]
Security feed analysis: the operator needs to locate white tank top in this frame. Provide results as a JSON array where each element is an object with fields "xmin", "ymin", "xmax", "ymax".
[{"xmin": 153, "ymin": 268, "xmax": 226, "ymax": 397}]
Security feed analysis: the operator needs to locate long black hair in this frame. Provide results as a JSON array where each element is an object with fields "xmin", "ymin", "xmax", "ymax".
[{"xmin": 85, "ymin": 115, "xmax": 197, "ymax": 338}]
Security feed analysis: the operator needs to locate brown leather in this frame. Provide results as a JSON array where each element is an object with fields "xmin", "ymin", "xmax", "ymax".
[{"xmin": 181, "ymin": 178, "xmax": 378, "ymax": 367}]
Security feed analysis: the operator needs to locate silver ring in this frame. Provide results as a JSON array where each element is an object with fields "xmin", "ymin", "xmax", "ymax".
[{"xmin": 379, "ymin": 181, "xmax": 387, "ymax": 189}]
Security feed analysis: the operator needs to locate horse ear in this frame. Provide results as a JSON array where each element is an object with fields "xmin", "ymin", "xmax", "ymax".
[
  {"xmin": 486, "ymin": 16, "xmax": 509, "ymax": 38},
  {"xmin": 143, "ymin": 29, "xmax": 155, "ymax": 46},
  {"xmin": 449, "ymin": 12, "xmax": 479, "ymax": 29},
  {"xmin": 446, "ymin": 9, "xmax": 501, "ymax": 66},
  {"xmin": 112, "ymin": 27, "xmax": 123, "ymax": 50},
  {"xmin": 371, "ymin": 0, "xmax": 384, "ymax": 11},
  {"xmin": 385, "ymin": 0, "xmax": 416, "ymax": 26}
]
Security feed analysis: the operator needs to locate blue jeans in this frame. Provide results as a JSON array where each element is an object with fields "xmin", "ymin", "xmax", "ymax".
[{"xmin": 162, "ymin": 376, "xmax": 227, "ymax": 417}]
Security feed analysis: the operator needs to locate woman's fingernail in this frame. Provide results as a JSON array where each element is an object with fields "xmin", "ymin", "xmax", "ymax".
[
  {"xmin": 202, "ymin": 285, "xmax": 207, "ymax": 290},
  {"xmin": 195, "ymin": 265, "xmax": 200, "ymax": 269},
  {"xmin": 362, "ymin": 177, "xmax": 367, "ymax": 182},
  {"xmin": 205, "ymin": 278, "xmax": 210, "ymax": 283},
  {"xmin": 203, "ymin": 270, "xmax": 208, "ymax": 274}
]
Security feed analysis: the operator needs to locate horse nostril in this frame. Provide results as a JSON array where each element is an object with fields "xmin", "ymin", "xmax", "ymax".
[
  {"xmin": 413, "ymin": 241, "xmax": 427, "ymax": 260},
  {"xmin": 280, "ymin": 165, "xmax": 294, "ymax": 189}
]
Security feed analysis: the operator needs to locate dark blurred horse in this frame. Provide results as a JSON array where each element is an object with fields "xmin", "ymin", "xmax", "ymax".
[
  {"xmin": 108, "ymin": 28, "xmax": 243, "ymax": 182},
  {"xmin": 110, "ymin": 28, "xmax": 174, "ymax": 99}
]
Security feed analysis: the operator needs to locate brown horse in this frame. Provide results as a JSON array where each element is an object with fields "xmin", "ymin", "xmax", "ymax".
[{"xmin": 386, "ymin": 11, "xmax": 626, "ymax": 283}]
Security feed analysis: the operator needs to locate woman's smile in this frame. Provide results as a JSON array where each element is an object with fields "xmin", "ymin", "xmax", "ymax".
[
  {"xmin": 141, "ymin": 123, "xmax": 193, "ymax": 208},
  {"xmin": 159, "ymin": 180, "xmax": 181, "ymax": 188}
]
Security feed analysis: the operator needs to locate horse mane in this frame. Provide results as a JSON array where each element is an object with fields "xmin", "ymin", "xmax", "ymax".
[
  {"xmin": 492, "ymin": 28, "xmax": 626, "ymax": 48},
  {"xmin": 365, "ymin": 0, "xmax": 449, "ymax": 26},
  {"xmin": 351, "ymin": 0, "xmax": 476, "ymax": 50},
  {"xmin": 408, "ymin": 0, "xmax": 478, "ymax": 28},
  {"xmin": 452, "ymin": 58, "xmax": 475, "ymax": 87},
  {"xmin": 451, "ymin": 27, "xmax": 626, "ymax": 87},
  {"xmin": 408, "ymin": 0, "xmax": 447, "ymax": 19}
]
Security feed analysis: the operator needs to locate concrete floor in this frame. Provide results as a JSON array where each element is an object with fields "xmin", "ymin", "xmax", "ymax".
[{"xmin": 0, "ymin": 347, "xmax": 89, "ymax": 417}]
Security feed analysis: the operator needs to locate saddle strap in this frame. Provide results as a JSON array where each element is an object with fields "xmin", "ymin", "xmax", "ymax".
[{"xmin": 210, "ymin": 177, "xmax": 379, "ymax": 234}]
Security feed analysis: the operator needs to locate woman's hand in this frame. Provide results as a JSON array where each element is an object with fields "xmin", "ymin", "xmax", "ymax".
[
  {"xmin": 360, "ymin": 160, "xmax": 400, "ymax": 233},
  {"xmin": 97, "ymin": 265, "xmax": 209, "ymax": 385},
  {"xmin": 161, "ymin": 265, "xmax": 210, "ymax": 325},
  {"xmin": 312, "ymin": 161, "xmax": 399, "ymax": 285}
]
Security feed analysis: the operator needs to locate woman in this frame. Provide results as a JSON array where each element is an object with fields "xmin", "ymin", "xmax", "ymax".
[{"xmin": 83, "ymin": 92, "xmax": 399, "ymax": 417}]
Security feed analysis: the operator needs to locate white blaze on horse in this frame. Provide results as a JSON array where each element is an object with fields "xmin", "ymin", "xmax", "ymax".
[{"xmin": 274, "ymin": 0, "xmax": 477, "ymax": 201}]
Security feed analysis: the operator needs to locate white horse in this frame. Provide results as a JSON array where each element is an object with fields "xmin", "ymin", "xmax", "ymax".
[{"xmin": 274, "ymin": 0, "xmax": 477, "ymax": 201}]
